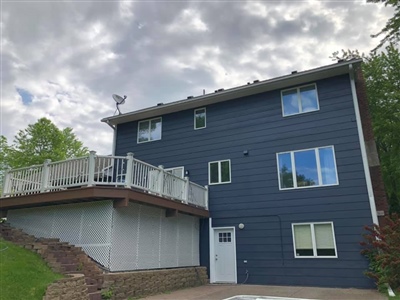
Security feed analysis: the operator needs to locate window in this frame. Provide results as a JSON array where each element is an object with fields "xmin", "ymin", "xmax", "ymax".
[
  {"xmin": 194, "ymin": 108, "xmax": 206, "ymax": 129},
  {"xmin": 292, "ymin": 222, "xmax": 337, "ymax": 258},
  {"xmin": 218, "ymin": 232, "xmax": 232, "ymax": 243},
  {"xmin": 165, "ymin": 167, "xmax": 184, "ymax": 178},
  {"xmin": 281, "ymin": 84, "xmax": 319, "ymax": 116},
  {"xmin": 277, "ymin": 146, "xmax": 338, "ymax": 190},
  {"xmin": 209, "ymin": 160, "xmax": 231, "ymax": 185},
  {"xmin": 137, "ymin": 117, "xmax": 162, "ymax": 143}
]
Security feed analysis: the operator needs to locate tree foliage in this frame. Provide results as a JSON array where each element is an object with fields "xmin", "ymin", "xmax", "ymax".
[
  {"xmin": 363, "ymin": 45, "xmax": 400, "ymax": 213},
  {"xmin": 368, "ymin": 0, "xmax": 400, "ymax": 51},
  {"xmin": 360, "ymin": 214, "xmax": 400, "ymax": 291},
  {"xmin": 0, "ymin": 136, "xmax": 10, "ymax": 189},
  {"xmin": 5, "ymin": 118, "xmax": 89, "ymax": 169},
  {"xmin": 331, "ymin": 45, "xmax": 400, "ymax": 213}
]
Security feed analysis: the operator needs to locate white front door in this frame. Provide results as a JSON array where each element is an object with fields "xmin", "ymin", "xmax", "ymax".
[{"xmin": 214, "ymin": 228, "xmax": 236, "ymax": 283}]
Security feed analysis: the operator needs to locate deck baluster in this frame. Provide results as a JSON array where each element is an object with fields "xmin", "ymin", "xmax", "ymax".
[
  {"xmin": 87, "ymin": 151, "xmax": 96, "ymax": 187},
  {"xmin": 40, "ymin": 159, "xmax": 51, "ymax": 192},
  {"xmin": 125, "ymin": 152, "xmax": 134, "ymax": 188}
]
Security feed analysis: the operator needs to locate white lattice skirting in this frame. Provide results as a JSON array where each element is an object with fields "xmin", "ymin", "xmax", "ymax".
[{"xmin": 7, "ymin": 200, "xmax": 200, "ymax": 271}]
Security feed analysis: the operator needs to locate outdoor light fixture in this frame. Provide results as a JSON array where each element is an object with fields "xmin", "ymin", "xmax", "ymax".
[
  {"xmin": 185, "ymin": 170, "xmax": 190, "ymax": 176},
  {"xmin": 238, "ymin": 223, "xmax": 245, "ymax": 230}
]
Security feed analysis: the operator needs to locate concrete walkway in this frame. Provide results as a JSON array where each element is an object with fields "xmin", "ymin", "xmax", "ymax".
[{"xmin": 143, "ymin": 284, "xmax": 385, "ymax": 300}]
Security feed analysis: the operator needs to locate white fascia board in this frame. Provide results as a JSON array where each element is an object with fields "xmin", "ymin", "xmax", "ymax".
[{"xmin": 102, "ymin": 59, "xmax": 362, "ymax": 126}]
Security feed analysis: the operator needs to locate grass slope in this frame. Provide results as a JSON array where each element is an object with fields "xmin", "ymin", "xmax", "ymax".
[{"xmin": 0, "ymin": 238, "xmax": 63, "ymax": 300}]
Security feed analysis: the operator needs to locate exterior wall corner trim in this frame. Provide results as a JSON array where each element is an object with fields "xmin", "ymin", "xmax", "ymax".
[{"xmin": 349, "ymin": 63, "xmax": 379, "ymax": 225}]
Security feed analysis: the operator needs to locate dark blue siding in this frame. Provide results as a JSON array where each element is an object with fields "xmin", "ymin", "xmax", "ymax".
[{"xmin": 115, "ymin": 74, "xmax": 374, "ymax": 288}]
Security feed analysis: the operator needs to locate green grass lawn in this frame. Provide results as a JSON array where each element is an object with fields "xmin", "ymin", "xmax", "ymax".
[
  {"xmin": 0, "ymin": 238, "xmax": 63, "ymax": 300},
  {"xmin": 389, "ymin": 293, "xmax": 400, "ymax": 300}
]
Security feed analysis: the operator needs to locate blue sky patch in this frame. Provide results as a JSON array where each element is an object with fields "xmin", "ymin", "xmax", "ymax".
[{"xmin": 16, "ymin": 87, "xmax": 33, "ymax": 105}]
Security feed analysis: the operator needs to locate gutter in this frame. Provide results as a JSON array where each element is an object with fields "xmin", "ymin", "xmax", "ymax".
[
  {"xmin": 104, "ymin": 121, "xmax": 117, "ymax": 156},
  {"xmin": 102, "ymin": 59, "xmax": 363, "ymax": 126}
]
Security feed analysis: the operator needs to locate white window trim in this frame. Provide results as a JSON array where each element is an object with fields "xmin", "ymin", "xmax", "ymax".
[
  {"xmin": 276, "ymin": 145, "xmax": 339, "ymax": 190},
  {"xmin": 194, "ymin": 107, "xmax": 206, "ymax": 130},
  {"xmin": 137, "ymin": 117, "xmax": 162, "ymax": 144},
  {"xmin": 208, "ymin": 159, "xmax": 231, "ymax": 185},
  {"xmin": 165, "ymin": 166, "xmax": 185, "ymax": 178},
  {"xmin": 291, "ymin": 221, "xmax": 338, "ymax": 259},
  {"xmin": 281, "ymin": 83, "xmax": 320, "ymax": 117}
]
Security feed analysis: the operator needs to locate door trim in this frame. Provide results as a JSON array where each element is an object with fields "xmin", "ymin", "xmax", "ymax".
[{"xmin": 209, "ymin": 225, "xmax": 237, "ymax": 283}]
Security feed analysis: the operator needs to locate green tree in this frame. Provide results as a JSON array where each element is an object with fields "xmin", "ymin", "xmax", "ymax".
[
  {"xmin": 331, "ymin": 45, "xmax": 400, "ymax": 212},
  {"xmin": 0, "ymin": 136, "xmax": 10, "ymax": 191},
  {"xmin": 368, "ymin": 0, "xmax": 400, "ymax": 51},
  {"xmin": 6, "ymin": 118, "xmax": 89, "ymax": 168},
  {"xmin": 363, "ymin": 45, "xmax": 400, "ymax": 212},
  {"xmin": 279, "ymin": 165, "xmax": 316, "ymax": 188}
]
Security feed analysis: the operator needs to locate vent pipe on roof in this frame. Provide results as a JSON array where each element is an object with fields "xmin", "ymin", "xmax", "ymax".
[{"xmin": 157, "ymin": 103, "xmax": 163, "ymax": 106}]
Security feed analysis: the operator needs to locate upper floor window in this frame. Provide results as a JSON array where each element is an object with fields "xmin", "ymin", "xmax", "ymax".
[
  {"xmin": 209, "ymin": 160, "xmax": 231, "ymax": 185},
  {"xmin": 194, "ymin": 108, "xmax": 206, "ymax": 129},
  {"xmin": 277, "ymin": 146, "xmax": 338, "ymax": 190},
  {"xmin": 281, "ymin": 84, "xmax": 319, "ymax": 116},
  {"xmin": 137, "ymin": 117, "xmax": 162, "ymax": 143},
  {"xmin": 292, "ymin": 222, "xmax": 337, "ymax": 258}
]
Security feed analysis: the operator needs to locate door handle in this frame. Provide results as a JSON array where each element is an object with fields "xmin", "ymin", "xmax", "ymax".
[{"xmin": 215, "ymin": 254, "xmax": 218, "ymax": 261}]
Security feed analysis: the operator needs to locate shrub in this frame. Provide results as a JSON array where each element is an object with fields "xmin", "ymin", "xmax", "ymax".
[{"xmin": 360, "ymin": 213, "xmax": 400, "ymax": 291}]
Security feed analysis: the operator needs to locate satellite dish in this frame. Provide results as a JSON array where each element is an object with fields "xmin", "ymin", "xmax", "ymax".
[
  {"xmin": 112, "ymin": 94, "xmax": 127, "ymax": 115},
  {"xmin": 113, "ymin": 94, "xmax": 126, "ymax": 104}
]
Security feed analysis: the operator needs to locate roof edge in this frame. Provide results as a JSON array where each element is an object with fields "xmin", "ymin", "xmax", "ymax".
[{"xmin": 102, "ymin": 59, "xmax": 362, "ymax": 126}]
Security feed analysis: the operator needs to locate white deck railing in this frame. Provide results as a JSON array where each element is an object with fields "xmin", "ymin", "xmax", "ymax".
[{"xmin": 1, "ymin": 151, "xmax": 208, "ymax": 209}]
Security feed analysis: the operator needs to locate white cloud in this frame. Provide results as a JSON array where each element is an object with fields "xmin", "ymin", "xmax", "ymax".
[
  {"xmin": 167, "ymin": 8, "xmax": 209, "ymax": 33},
  {"xmin": 0, "ymin": 0, "xmax": 396, "ymax": 158}
]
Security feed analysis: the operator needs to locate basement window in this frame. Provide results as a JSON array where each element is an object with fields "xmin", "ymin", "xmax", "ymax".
[{"xmin": 292, "ymin": 222, "xmax": 338, "ymax": 258}]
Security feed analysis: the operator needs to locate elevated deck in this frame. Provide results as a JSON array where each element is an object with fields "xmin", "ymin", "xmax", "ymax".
[{"xmin": 1, "ymin": 152, "xmax": 209, "ymax": 218}]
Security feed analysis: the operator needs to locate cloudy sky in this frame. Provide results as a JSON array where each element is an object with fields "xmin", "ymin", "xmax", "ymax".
[{"xmin": 1, "ymin": 0, "xmax": 394, "ymax": 155}]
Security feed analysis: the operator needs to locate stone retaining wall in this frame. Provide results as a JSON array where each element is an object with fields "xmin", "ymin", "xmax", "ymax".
[
  {"xmin": 102, "ymin": 267, "xmax": 208, "ymax": 300},
  {"xmin": 44, "ymin": 274, "xmax": 89, "ymax": 300}
]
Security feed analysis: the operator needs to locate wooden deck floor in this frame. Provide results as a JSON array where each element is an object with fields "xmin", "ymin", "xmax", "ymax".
[{"xmin": 0, "ymin": 186, "xmax": 209, "ymax": 218}]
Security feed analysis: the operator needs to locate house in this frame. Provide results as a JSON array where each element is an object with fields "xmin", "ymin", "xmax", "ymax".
[{"xmin": 1, "ymin": 59, "xmax": 388, "ymax": 289}]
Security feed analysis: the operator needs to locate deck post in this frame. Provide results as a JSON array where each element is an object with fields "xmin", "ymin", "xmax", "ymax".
[
  {"xmin": 88, "ymin": 151, "xmax": 96, "ymax": 187},
  {"xmin": 40, "ymin": 159, "xmax": 51, "ymax": 192},
  {"xmin": 184, "ymin": 177, "xmax": 190, "ymax": 204},
  {"xmin": 158, "ymin": 165, "xmax": 164, "ymax": 196},
  {"xmin": 1, "ymin": 168, "xmax": 11, "ymax": 197},
  {"xmin": 205, "ymin": 185, "xmax": 209, "ymax": 210},
  {"xmin": 125, "ymin": 152, "xmax": 134, "ymax": 188}
]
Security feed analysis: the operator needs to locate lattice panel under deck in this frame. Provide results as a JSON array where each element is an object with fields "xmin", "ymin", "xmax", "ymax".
[
  {"xmin": 110, "ymin": 202, "xmax": 200, "ymax": 272},
  {"xmin": 108, "ymin": 203, "xmax": 140, "ymax": 271},
  {"xmin": 7, "ymin": 201, "xmax": 114, "ymax": 268},
  {"xmin": 160, "ymin": 216, "xmax": 178, "ymax": 268}
]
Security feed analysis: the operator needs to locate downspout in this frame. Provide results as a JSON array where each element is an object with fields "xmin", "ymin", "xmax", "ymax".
[
  {"xmin": 349, "ymin": 64, "xmax": 379, "ymax": 225},
  {"xmin": 105, "ymin": 121, "xmax": 117, "ymax": 156},
  {"xmin": 209, "ymin": 217, "xmax": 215, "ymax": 283}
]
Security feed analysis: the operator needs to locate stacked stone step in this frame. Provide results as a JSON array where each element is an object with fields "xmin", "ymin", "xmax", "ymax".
[{"xmin": 0, "ymin": 223, "xmax": 103, "ymax": 300}]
